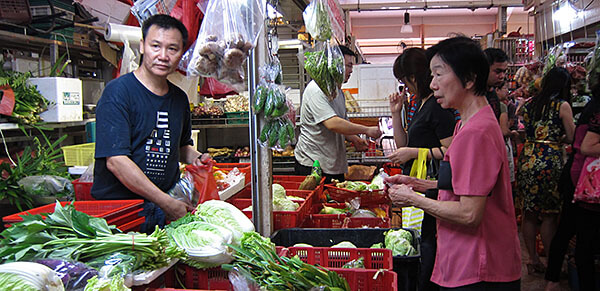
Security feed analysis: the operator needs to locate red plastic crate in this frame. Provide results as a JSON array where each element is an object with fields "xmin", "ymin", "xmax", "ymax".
[
  {"xmin": 382, "ymin": 163, "xmax": 403, "ymax": 176},
  {"xmin": 229, "ymin": 191, "xmax": 313, "ymax": 231},
  {"xmin": 215, "ymin": 163, "xmax": 251, "ymax": 182},
  {"xmin": 331, "ymin": 268, "xmax": 398, "ymax": 291},
  {"xmin": 2, "ymin": 200, "xmax": 144, "ymax": 227},
  {"xmin": 180, "ymin": 265, "xmax": 233, "ymax": 290},
  {"xmin": 274, "ymin": 175, "xmax": 326, "ymax": 202},
  {"xmin": 72, "ymin": 178, "xmax": 95, "ymax": 201},
  {"xmin": 286, "ymin": 247, "xmax": 393, "ymax": 270},
  {"xmin": 325, "ymin": 183, "xmax": 390, "ymax": 206},
  {"xmin": 118, "ymin": 217, "xmax": 145, "ymax": 232},
  {"xmin": 106, "ymin": 207, "xmax": 143, "ymax": 226},
  {"xmin": 303, "ymin": 203, "xmax": 391, "ymax": 228}
]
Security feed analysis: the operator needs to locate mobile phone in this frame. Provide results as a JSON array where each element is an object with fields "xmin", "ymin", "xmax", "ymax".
[{"xmin": 398, "ymin": 84, "xmax": 405, "ymax": 93}]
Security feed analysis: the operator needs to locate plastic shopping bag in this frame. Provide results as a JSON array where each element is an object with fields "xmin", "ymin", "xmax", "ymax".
[
  {"xmin": 182, "ymin": 0, "xmax": 266, "ymax": 91},
  {"xmin": 302, "ymin": 0, "xmax": 344, "ymax": 42},
  {"xmin": 304, "ymin": 41, "xmax": 344, "ymax": 100},
  {"xmin": 185, "ymin": 161, "xmax": 220, "ymax": 205},
  {"xmin": 401, "ymin": 148, "xmax": 428, "ymax": 235},
  {"xmin": 573, "ymin": 156, "xmax": 600, "ymax": 204}
]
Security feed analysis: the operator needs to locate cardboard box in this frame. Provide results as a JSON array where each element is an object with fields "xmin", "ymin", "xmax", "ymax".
[{"xmin": 28, "ymin": 77, "xmax": 83, "ymax": 122}]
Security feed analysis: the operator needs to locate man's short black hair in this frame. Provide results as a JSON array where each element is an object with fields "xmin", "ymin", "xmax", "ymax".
[
  {"xmin": 484, "ymin": 48, "xmax": 508, "ymax": 65},
  {"xmin": 337, "ymin": 45, "xmax": 357, "ymax": 62},
  {"xmin": 427, "ymin": 36, "xmax": 489, "ymax": 96},
  {"xmin": 142, "ymin": 14, "xmax": 188, "ymax": 48}
]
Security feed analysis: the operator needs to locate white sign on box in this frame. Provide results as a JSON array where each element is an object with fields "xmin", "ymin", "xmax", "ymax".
[{"xmin": 27, "ymin": 77, "xmax": 83, "ymax": 122}]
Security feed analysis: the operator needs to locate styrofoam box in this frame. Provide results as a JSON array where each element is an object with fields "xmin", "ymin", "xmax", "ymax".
[{"xmin": 28, "ymin": 77, "xmax": 83, "ymax": 122}]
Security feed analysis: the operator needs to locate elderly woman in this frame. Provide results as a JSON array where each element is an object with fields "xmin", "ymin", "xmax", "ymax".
[{"xmin": 385, "ymin": 36, "xmax": 521, "ymax": 290}]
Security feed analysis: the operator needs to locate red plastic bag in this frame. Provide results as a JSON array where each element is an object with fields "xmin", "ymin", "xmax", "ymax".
[
  {"xmin": 199, "ymin": 77, "xmax": 237, "ymax": 97},
  {"xmin": 0, "ymin": 85, "xmax": 15, "ymax": 116},
  {"xmin": 185, "ymin": 161, "xmax": 219, "ymax": 205},
  {"xmin": 170, "ymin": 0, "xmax": 204, "ymax": 53}
]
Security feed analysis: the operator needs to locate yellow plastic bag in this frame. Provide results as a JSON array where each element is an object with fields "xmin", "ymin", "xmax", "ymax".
[{"xmin": 402, "ymin": 148, "xmax": 428, "ymax": 235}]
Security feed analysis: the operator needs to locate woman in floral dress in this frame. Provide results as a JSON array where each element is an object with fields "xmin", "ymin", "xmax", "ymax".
[{"xmin": 516, "ymin": 67, "xmax": 575, "ymax": 274}]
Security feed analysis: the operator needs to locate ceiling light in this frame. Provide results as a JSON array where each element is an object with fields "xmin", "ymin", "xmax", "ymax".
[{"xmin": 401, "ymin": 11, "xmax": 413, "ymax": 33}]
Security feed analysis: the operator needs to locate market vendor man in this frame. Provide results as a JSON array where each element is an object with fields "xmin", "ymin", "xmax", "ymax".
[
  {"xmin": 294, "ymin": 46, "xmax": 382, "ymax": 182},
  {"xmin": 91, "ymin": 14, "xmax": 209, "ymax": 233}
]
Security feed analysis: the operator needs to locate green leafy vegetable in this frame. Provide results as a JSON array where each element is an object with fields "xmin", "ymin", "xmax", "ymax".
[
  {"xmin": 0, "ymin": 202, "xmax": 184, "ymax": 271},
  {"xmin": 223, "ymin": 232, "xmax": 350, "ymax": 291},
  {"xmin": 195, "ymin": 200, "xmax": 255, "ymax": 244},
  {"xmin": 0, "ymin": 65, "xmax": 48, "ymax": 125},
  {"xmin": 384, "ymin": 229, "xmax": 417, "ymax": 256},
  {"xmin": 331, "ymin": 241, "xmax": 357, "ymax": 248},
  {"xmin": 0, "ymin": 273, "xmax": 39, "ymax": 291},
  {"xmin": 342, "ymin": 257, "xmax": 364, "ymax": 269}
]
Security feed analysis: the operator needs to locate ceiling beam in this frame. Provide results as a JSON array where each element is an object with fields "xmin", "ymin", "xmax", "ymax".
[{"xmin": 341, "ymin": 0, "xmax": 523, "ymax": 10}]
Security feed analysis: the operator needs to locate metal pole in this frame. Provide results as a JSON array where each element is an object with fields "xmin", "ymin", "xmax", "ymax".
[{"xmin": 248, "ymin": 1, "xmax": 273, "ymax": 236}]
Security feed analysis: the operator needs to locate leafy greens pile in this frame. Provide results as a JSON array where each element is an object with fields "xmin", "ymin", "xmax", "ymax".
[
  {"xmin": 304, "ymin": 48, "xmax": 344, "ymax": 99},
  {"xmin": 223, "ymin": 232, "xmax": 350, "ymax": 291},
  {"xmin": 0, "ymin": 66, "xmax": 48, "ymax": 125},
  {"xmin": 0, "ymin": 201, "xmax": 185, "ymax": 271}
]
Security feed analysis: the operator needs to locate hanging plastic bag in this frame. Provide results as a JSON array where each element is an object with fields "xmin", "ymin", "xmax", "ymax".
[
  {"xmin": 185, "ymin": 160, "xmax": 220, "ymax": 205},
  {"xmin": 304, "ymin": 41, "xmax": 344, "ymax": 100},
  {"xmin": 258, "ymin": 116, "xmax": 296, "ymax": 150},
  {"xmin": 302, "ymin": 0, "xmax": 344, "ymax": 42},
  {"xmin": 401, "ymin": 148, "xmax": 428, "ymax": 235},
  {"xmin": 167, "ymin": 171, "xmax": 197, "ymax": 206},
  {"xmin": 185, "ymin": 0, "xmax": 266, "ymax": 92}
]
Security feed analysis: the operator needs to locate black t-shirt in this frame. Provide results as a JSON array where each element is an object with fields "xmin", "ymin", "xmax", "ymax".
[
  {"xmin": 91, "ymin": 73, "xmax": 193, "ymax": 200},
  {"xmin": 486, "ymin": 90, "xmax": 502, "ymax": 121},
  {"xmin": 402, "ymin": 96, "xmax": 456, "ymax": 175}
]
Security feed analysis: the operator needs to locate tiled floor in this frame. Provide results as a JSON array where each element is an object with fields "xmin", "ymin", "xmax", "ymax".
[{"xmin": 519, "ymin": 232, "xmax": 572, "ymax": 291}]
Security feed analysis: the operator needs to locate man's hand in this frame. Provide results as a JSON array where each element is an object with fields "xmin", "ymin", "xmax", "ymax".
[
  {"xmin": 161, "ymin": 197, "xmax": 195, "ymax": 221},
  {"xmin": 192, "ymin": 153, "xmax": 212, "ymax": 166},
  {"xmin": 387, "ymin": 147, "xmax": 416, "ymax": 164},
  {"xmin": 366, "ymin": 127, "xmax": 382, "ymax": 139},
  {"xmin": 353, "ymin": 138, "xmax": 370, "ymax": 152}
]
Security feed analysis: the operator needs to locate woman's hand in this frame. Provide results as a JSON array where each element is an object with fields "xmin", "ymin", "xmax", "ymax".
[
  {"xmin": 384, "ymin": 174, "xmax": 437, "ymax": 193},
  {"xmin": 387, "ymin": 184, "xmax": 418, "ymax": 207},
  {"xmin": 389, "ymin": 91, "xmax": 407, "ymax": 114},
  {"xmin": 387, "ymin": 147, "xmax": 416, "ymax": 164}
]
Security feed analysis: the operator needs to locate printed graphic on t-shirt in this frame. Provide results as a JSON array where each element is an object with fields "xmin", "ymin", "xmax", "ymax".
[{"xmin": 144, "ymin": 111, "xmax": 171, "ymax": 181}]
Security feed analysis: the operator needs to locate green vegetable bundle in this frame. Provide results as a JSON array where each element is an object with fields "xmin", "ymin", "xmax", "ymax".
[
  {"xmin": 0, "ymin": 202, "xmax": 185, "ymax": 271},
  {"xmin": 302, "ymin": 0, "xmax": 333, "ymax": 41},
  {"xmin": 223, "ymin": 232, "xmax": 350, "ymax": 291},
  {"xmin": 0, "ymin": 133, "xmax": 70, "ymax": 211},
  {"xmin": 370, "ymin": 229, "xmax": 417, "ymax": 256},
  {"xmin": 304, "ymin": 44, "xmax": 344, "ymax": 99},
  {"xmin": 259, "ymin": 116, "xmax": 296, "ymax": 149},
  {"xmin": 0, "ymin": 67, "xmax": 48, "ymax": 125}
]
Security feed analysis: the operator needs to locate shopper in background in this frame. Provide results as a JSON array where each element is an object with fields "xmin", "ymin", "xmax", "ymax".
[
  {"xmin": 294, "ymin": 46, "xmax": 381, "ymax": 183},
  {"xmin": 92, "ymin": 15, "xmax": 209, "ymax": 233},
  {"xmin": 516, "ymin": 66, "xmax": 575, "ymax": 274},
  {"xmin": 484, "ymin": 48, "xmax": 509, "ymax": 120},
  {"xmin": 387, "ymin": 48, "xmax": 456, "ymax": 291},
  {"xmin": 544, "ymin": 82, "xmax": 600, "ymax": 291},
  {"xmin": 386, "ymin": 36, "xmax": 521, "ymax": 290},
  {"xmin": 496, "ymin": 81, "xmax": 518, "ymax": 184}
]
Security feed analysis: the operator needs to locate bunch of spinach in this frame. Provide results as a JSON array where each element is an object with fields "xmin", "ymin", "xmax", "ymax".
[
  {"xmin": 304, "ymin": 47, "xmax": 344, "ymax": 100},
  {"xmin": 0, "ymin": 65, "xmax": 48, "ymax": 125},
  {"xmin": 0, "ymin": 201, "xmax": 186, "ymax": 271},
  {"xmin": 0, "ymin": 131, "xmax": 70, "ymax": 211},
  {"xmin": 223, "ymin": 232, "xmax": 350, "ymax": 291}
]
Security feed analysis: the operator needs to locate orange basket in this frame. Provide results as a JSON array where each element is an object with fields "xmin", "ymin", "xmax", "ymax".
[
  {"xmin": 2, "ymin": 200, "xmax": 144, "ymax": 227},
  {"xmin": 118, "ymin": 217, "xmax": 145, "ymax": 233},
  {"xmin": 179, "ymin": 265, "xmax": 232, "ymax": 290},
  {"xmin": 331, "ymin": 268, "xmax": 398, "ymax": 291},
  {"xmin": 286, "ymin": 247, "xmax": 393, "ymax": 270},
  {"xmin": 324, "ymin": 183, "xmax": 390, "ymax": 205}
]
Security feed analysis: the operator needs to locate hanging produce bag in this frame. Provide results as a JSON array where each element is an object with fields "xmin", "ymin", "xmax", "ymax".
[
  {"xmin": 182, "ymin": 0, "xmax": 266, "ymax": 92},
  {"xmin": 302, "ymin": 0, "xmax": 344, "ymax": 42},
  {"xmin": 401, "ymin": 148, "xmax": 428, "ymax": 234},
  {"xmin": 304, "ymin": 41, "xmax": 344, "ymax": 100}
]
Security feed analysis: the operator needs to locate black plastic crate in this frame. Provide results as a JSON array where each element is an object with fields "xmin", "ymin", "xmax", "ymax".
[{"xmin": 271, "ymin": 228, "xmax": 421, "ymax": 291}]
